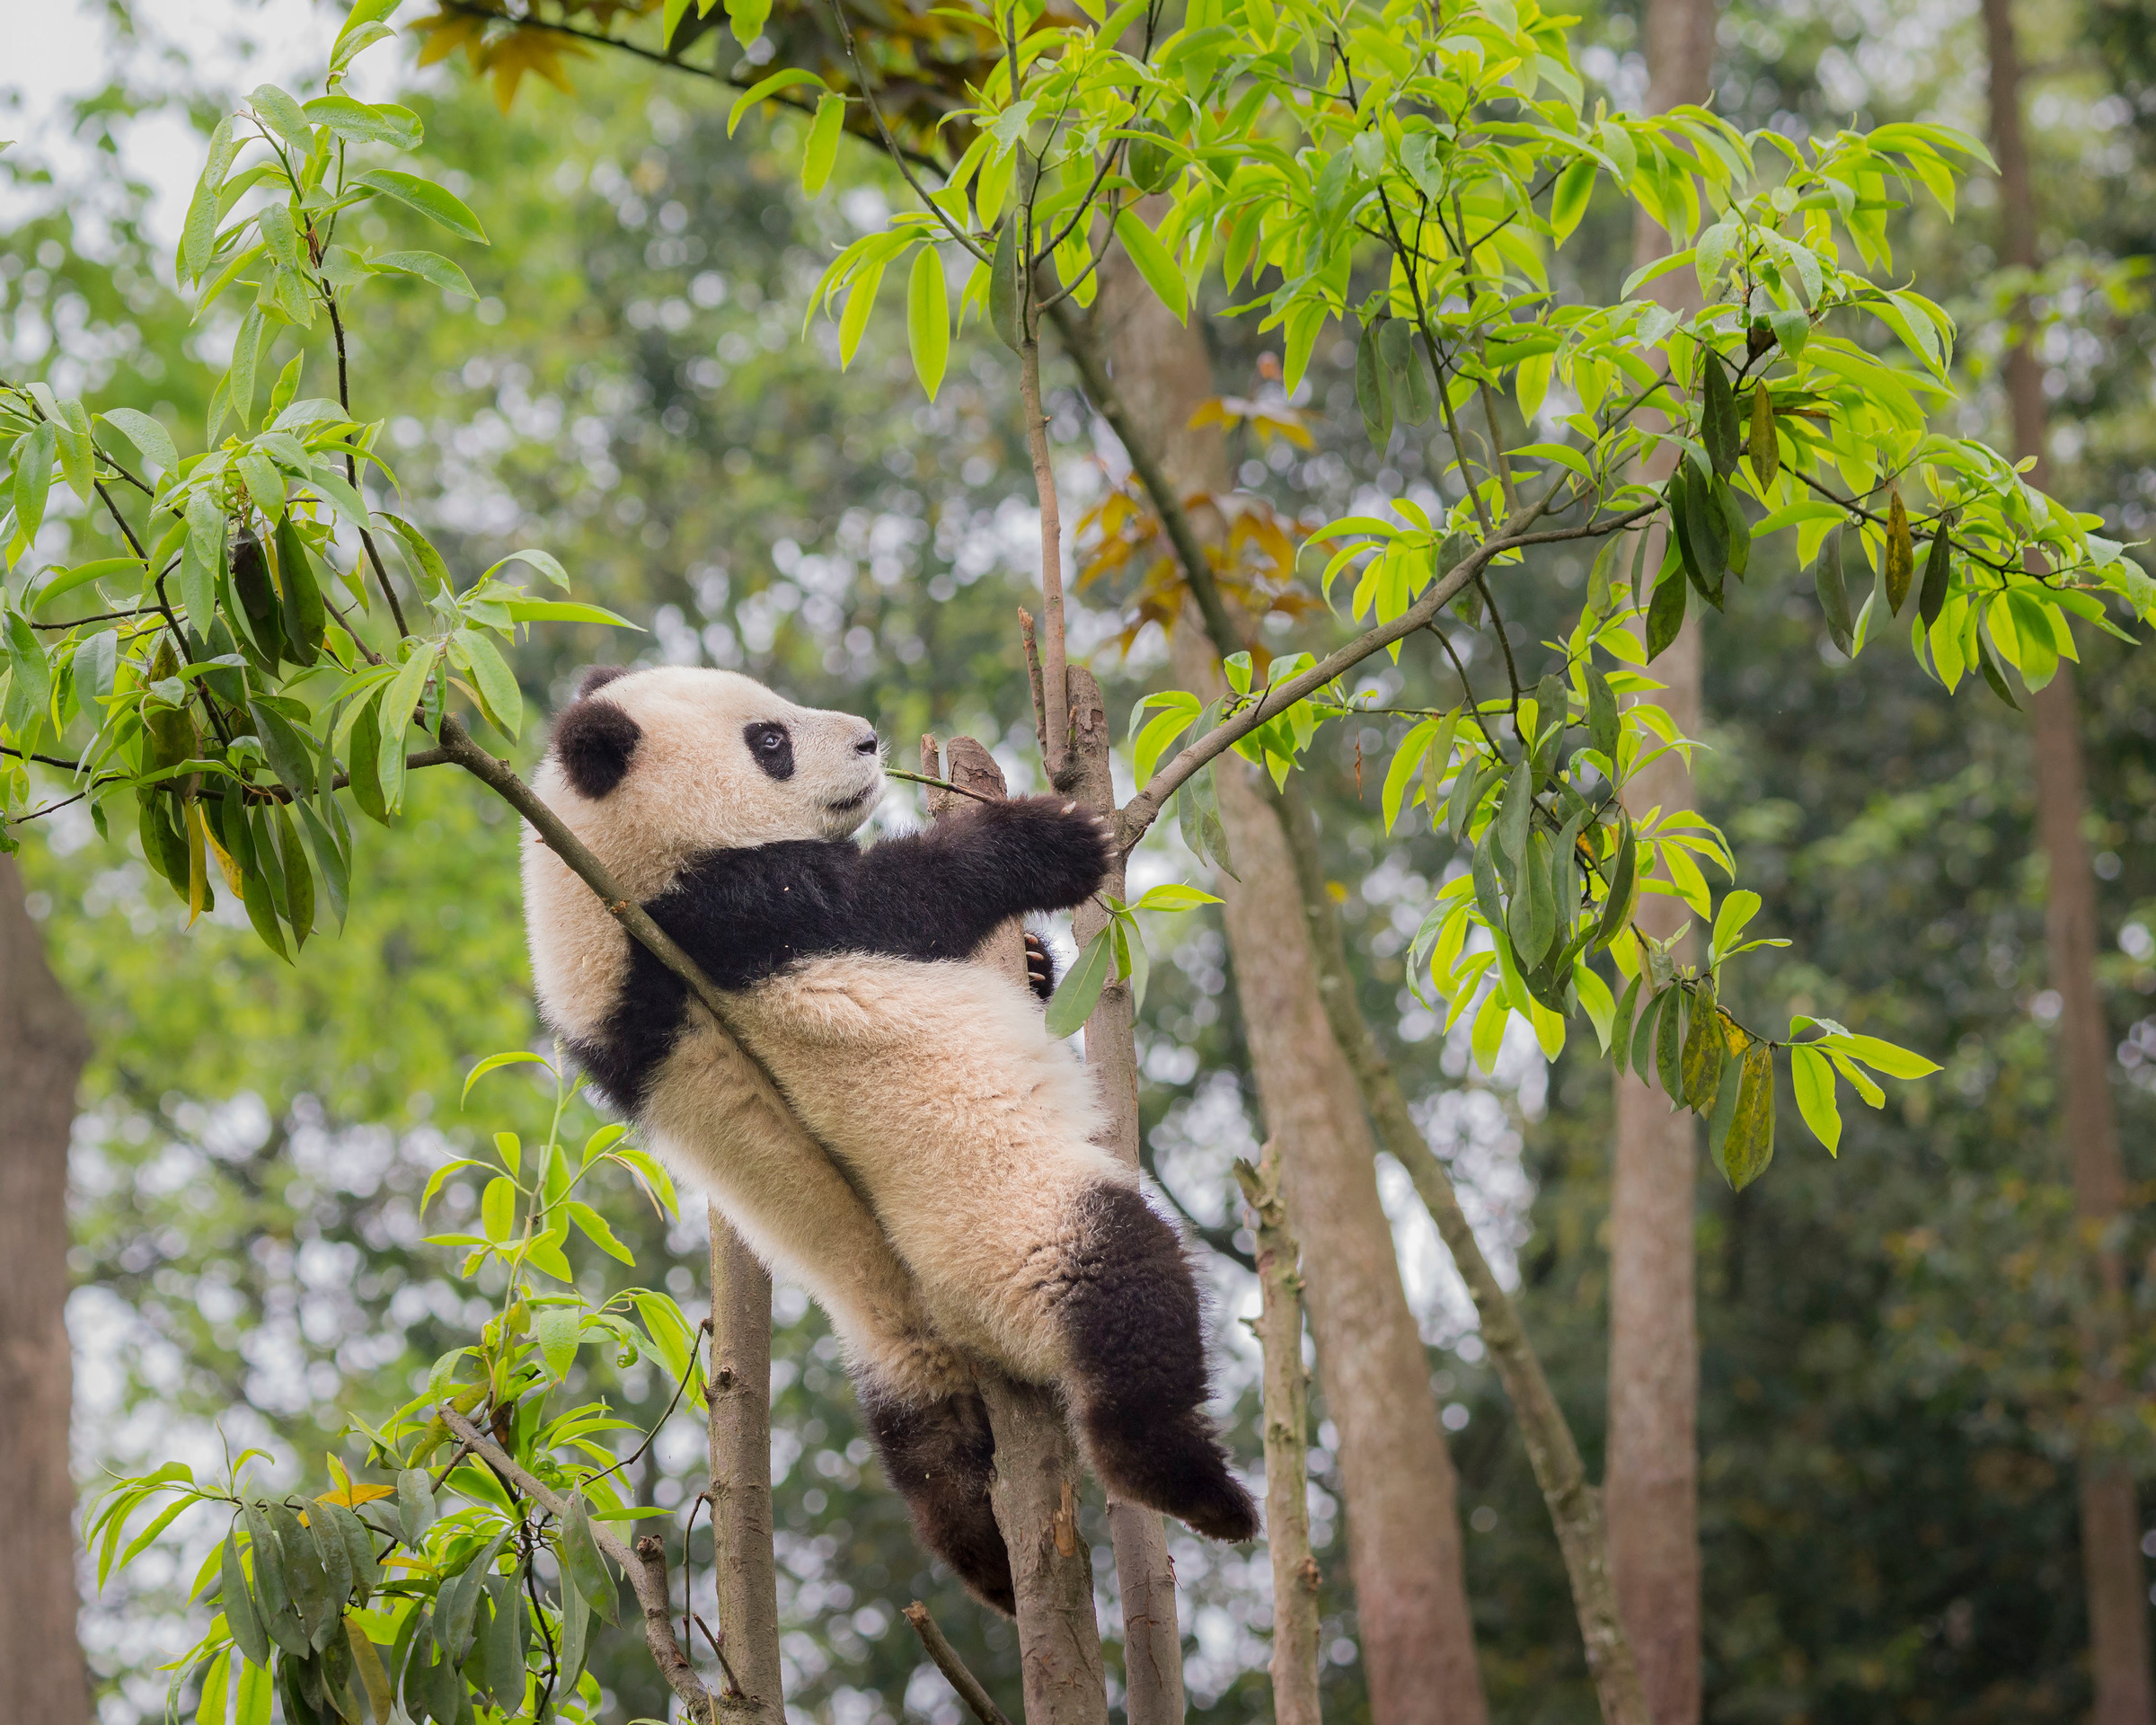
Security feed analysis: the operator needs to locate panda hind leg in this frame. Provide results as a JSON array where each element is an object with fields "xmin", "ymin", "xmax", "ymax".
[
  {"xmin": 1053, "ymin": 1182, "xmax": 1259, "ymax": 1544},
  {"xmin": 860, "ymin": 1378, "xmax": 1015, "ymax": 1615}
]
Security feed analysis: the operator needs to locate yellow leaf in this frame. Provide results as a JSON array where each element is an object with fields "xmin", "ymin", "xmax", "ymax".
[{"xmin": 318, "ymin": 1483, "xmax": 397, "ymax": 1507}]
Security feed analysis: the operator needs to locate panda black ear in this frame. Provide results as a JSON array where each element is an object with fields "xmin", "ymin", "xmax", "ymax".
[
  {"xmin": 555, "ymin": 699, "xmax": 641, "ymax": 799},
  {"xmin": 578, "ymin": 664, "xmax": 632, "ymax": 699}
]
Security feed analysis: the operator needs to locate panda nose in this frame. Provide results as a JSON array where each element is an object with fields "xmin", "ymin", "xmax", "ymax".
[{"xmin": 855, "ymin": 730, "xmax": 879, "ymax": 756}]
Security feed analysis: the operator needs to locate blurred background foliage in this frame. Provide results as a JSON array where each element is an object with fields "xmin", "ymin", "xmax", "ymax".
[{"xmin": 4, "ymin": 0, "xmax": 2154, "ymax": 1717}]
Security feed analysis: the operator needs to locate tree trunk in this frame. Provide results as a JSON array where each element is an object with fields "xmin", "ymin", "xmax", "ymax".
[
  {"xmin": 1086, "ymin": 260, "xmax": 1489, "ymax": 1725},
  {"xmin": 1983, "ymin": 3, "xmax": 2154, "ymax": 1713},
  {"xmin": 0, "ymin": 854, "xmax": 94, "ymax": 1725},
  {"xmin": 706, "ymin": 1206, "xmax": 783, "ymax": 1722},
  {"xmin": 1607, "ymin": 2, "xmax": 1715, "ymax": 1717}
]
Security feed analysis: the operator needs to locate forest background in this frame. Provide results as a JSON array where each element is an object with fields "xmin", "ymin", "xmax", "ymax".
[{"xmin": 4, "ymin": 0, "xmax": 2156, "ymax": 1718}]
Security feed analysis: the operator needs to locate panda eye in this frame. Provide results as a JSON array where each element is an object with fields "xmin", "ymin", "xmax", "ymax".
[{"xmin": 743, "ymin": 721, "xmax": 795, "ymax": 782}]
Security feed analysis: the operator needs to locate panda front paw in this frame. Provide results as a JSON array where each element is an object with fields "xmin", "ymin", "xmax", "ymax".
[
  {"xmin": 983, "ymin": 796, "xmax": 1116, "ymax": 909},
  {"xmin": 1024, "ymin": 932, "xmax": 1057, "ymax": 1003}
]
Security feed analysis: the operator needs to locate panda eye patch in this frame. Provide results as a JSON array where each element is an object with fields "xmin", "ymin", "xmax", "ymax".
[{"xmin": 744, "ymin": 721, "xmax": 795, "ymax": 782}]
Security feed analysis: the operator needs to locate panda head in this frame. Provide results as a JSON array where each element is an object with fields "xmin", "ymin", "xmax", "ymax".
[{"xmin": 535, "ymin": 666, "xmax": 885, "ymax": 886}]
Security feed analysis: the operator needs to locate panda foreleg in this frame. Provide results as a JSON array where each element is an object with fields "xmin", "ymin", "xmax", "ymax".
[{"xmin": 1047, "ymin": 1181, "xmax": 1261, "ymax": 1544}]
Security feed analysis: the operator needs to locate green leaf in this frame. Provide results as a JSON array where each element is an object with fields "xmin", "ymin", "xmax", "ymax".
[
  {"xmin": 1681, "ymin": 990, "xmax": 1726, "ymax": 1114},
  {"xmin": 1976, "ymin": 631, "xmax": 2019, "ymax": 709},
  {"xmin": 462, "ymin": 629, "xmax": 524, "ymax": 739},
  {"xmin": 560, "ymin": 1495, "xmax": 620, "ymax": 1626},
  {"xmin": 302, "ymin": 94, "xmax": 421, "ymax": 149},
  {"xmin": 369, "ymin": 249, "xmax": 477, "ymax": 298},
  {"xmin": 1719, "ymin": 1043, "xmax": 1776, "ymax": 1190},
  {"xmin": 482, "ymin": 546, "xmax": 571, "ymax": 590},
  {"xmin": 1815, "ymin": 530, "xmax": 1854, "ymax": 656},
  {"xmin": 906, "ymin": 245, "xmax": 950, "ymax": 402},
  {"xmin": 1496, "ymin": 756, "xmax": 1533, "ymax": 863},
  {"xmin": 837, "ymin": 260, "xmax": 888, "ymax": 367},
  {"xmin": 1790, "ymin": 1045, "xmax": 1841, "ymax": 1152},
  {"xmin": 249, "ymin": 84, "xmax": 316, "ymax": 154},
  {"xmin": 1701, "ymin": 353, "xmax": 1740, "ymax": 477},
  {"xmin": 1132, "ymin": 882, "xmax": 1222, "ymax": 912},
  {"xmin": 12, "ymin": 422, "xmax": 56, "ymax": 544},
  {"xmin": 535, "ymin": 1307, "xmax": 581, "ymax": 1379},
  {"xmin": 224, "ymin": 1535, "xmax": 270, "ymax": 1668},
  {"xmin": 353, "ymin": 169, "xmax": 488, "ymax": 243},
  {"xmin": 1646, "ymin": 554, "xmax": 1688, "ymax": 659},
  {"xmin": 1710, "ymin": 889, "xmax": 1762, "ymax": 960},
  {"xmin": 802, "ymin": 95, "xmax": 847, "ymax": 196},
  {"xmin": 1585, "ymin": 667, "xmax": 1619, "ymax": 762},
  {"xmin": 567, "ymin": 1200, "xmax": 635, "ymax": 1263},
  {"xmin": 1917, "ymin": 531, "xmax": 1952, "ymax": 628},
  {"xmin": 1550, "ymin": 156, "xmax": 1595, "ymax": 245},
  {"xmin": 100, "ymin": 408, "xmax": 178, "ymax": 480},
  {"xmin": 395, "ymin": 1469, "xmax": 436, "ymax": 1546},
  {"xmin": 725, "ymin": 69, "xmax": 824, "ymax": 137},
  {"xmin": 463, "ymin": 1048, "xmax": 548, "ymax": 1103},
  {"xmin": 480, "ymin": 1175, "xmax": 517, "ymax": 1243},
  {"xmin": 1654, "ymin": 984, "xmax": 1683, "ymax": 1099},
  {"xmin": 1112, "ymin": 208, "xmax": 1187, "ymax": 323},
  {"xmin": 1045, "ymin": 926, "xmax": 1115, "ymax": 1039},
  {"xmin": 1356, "ymin": 321, "xmax": 1394, "ymax": 451}
]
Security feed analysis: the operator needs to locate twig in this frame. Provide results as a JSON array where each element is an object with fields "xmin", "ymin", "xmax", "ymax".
[
  {"xmin": 438, "ymin": 1404, "xmax": 733, "ymax": 1723},
  {"xmin": 883, "ymin": 764, "xmax": 999, "ymax": 804},
  {"xmin": 1018, "ymin": 606, "xmax": 1048, "ymax": 757},
  {"xmin": 903, "ymin": 1601, "xmax": 1012, "ymax": 1725},
  {"xmin": 694, "ymin": 1614, "xmax": 745, "ymax": 1698},
  {"xmin": 1018, "ymin": 331, "xmax": 1073, "ymax": 785},
  {"xmin": 322, "ymin": 290, "xmax": 411, "ymax": 638}
]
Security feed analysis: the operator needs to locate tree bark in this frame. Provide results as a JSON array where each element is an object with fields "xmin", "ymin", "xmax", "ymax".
[
  {"xmin": 1607, "ymin": 1, "xmax": 1715, "ymax": 1716},
  {"xmin": 0, "ymin": 857, "xmax": 95, "ymax": 1725},
  {"xmin": 925, "ymin": 738, "xmax": 1112, "ymax": 1725},
  {"xmin": 1085, "ymin": 258, "xmax": 1489, "ymax": 1725},
  {"xmin": 1233, "ymin": 1142, "xmax": 1322, "ymax": 1725},
  {"xmin": 1983, "ymin": 3, "xmax": 2154, "ymax": 1714},
  {"xmin": 707, "ymin": 1207, "xmax": 783, "ymax": 1723}
]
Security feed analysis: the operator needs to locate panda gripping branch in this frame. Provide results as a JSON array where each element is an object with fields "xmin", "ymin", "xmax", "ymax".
[{"xmin": 522, "ymin": 666, "xmax": 1259, "ymax": 1614}]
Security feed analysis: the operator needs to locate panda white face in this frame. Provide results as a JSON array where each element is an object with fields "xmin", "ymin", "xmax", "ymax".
[{"xmin": 535, "ymin": 666, "xmax": 885, "ymax": 892}]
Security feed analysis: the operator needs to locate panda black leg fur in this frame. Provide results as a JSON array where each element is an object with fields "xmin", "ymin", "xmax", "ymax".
[
  {"xmin": 1054, "ymin": 1183, "xmax": 1260, "ymax": 1544},
  {"xmin": 860, "ymin": 1382, "xmax": 1016, "ymax": 1615}
]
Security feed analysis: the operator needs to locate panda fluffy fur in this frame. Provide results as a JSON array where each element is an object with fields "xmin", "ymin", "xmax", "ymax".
[{"xmin": 522, "ymin": 665, "xmax": 1258, "ymax": 1612}]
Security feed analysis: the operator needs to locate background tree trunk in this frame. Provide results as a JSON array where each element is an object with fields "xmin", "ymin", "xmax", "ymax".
[
  {"xmin": 1085, "ymin": 263, "xmax": 1489, "ymax": 1725},
  {"xmin": 0, "ymin": 854, "xmax": 94, "ymax": 1725},
  {"xmin": 707, "ymin": 1207, "xmax": 784, "ymax": 1722},
  {"xmin": 1607, "ymin": 0, "xmax": 1716, "ymax": 1717},
  {"xmin": 1982, "ymin": 4, "xmax": 2155, "ymax": 1714}
]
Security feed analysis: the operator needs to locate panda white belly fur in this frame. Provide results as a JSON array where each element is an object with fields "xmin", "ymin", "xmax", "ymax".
[
  {"xmin": 522, "ymin": 663, "xmax": 1257, "ymax": 1613},
  {"xmin": 672, "ymin": 952, "xmax": 1123, "ymax": 1376}
]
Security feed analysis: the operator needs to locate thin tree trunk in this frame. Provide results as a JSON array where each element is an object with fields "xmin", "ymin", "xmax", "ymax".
[
  {"xmin": 926, "ymin": 737, "xmax": 1112, "ymax": 1725},
  {"xmin": 1064, "ymin": 681, "xmax": 1189, "ymax": 1725},
  {"xmin": 1233, "ymin": 1142, "xmax": 1322, "ymax": 1725},
  {"xmin": 0, "ymin": 854, "xmax": 94, "ymax": 1725},
  {"xmin": 1608, "ymin": 0, "xmax": 1715, "ymax": 1715},
  {"xmin": 1085, "ymin": 256, "xmax": 1489, "ymax": 1725},
  {"xmin": 1266, "ymin": 783, "xmax": 1650, "ymax": 1725},
  {"xmin": 707, "ymin": 1207, "xmax": 783, "ymax": 1722},
  {"xmin": 1983, "ymin": 3, "xmax": 2154, "ymax": 1713}
]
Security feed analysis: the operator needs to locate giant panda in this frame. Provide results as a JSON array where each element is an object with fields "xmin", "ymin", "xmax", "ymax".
[{"xmin": 520, "ymin": 664, "xmax": 1258, "ymax": 1612}]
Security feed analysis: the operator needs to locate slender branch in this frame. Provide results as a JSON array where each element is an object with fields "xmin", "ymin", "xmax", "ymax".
[
  {"xmin": 823, "ymin": 0, "xmax": 986, "ymax": 261},
  {"xmin": 438, "ymin": 1405, "xmax": 735, "ymax": 1723},
  {"xmin": 1115, "ymin": 504, "xmax": 1657, "ymax": 846},
  {"xmin": 1019, "ymin": 332, "xmax": 1074, "ymax": 784},
  {"xmin": 903, "ymin": 1602, "xmax": 1012, "ymax": 1725},
  {"xmin": 322, "ymin": 290, "xmax": 412, "ymax": 638}
]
